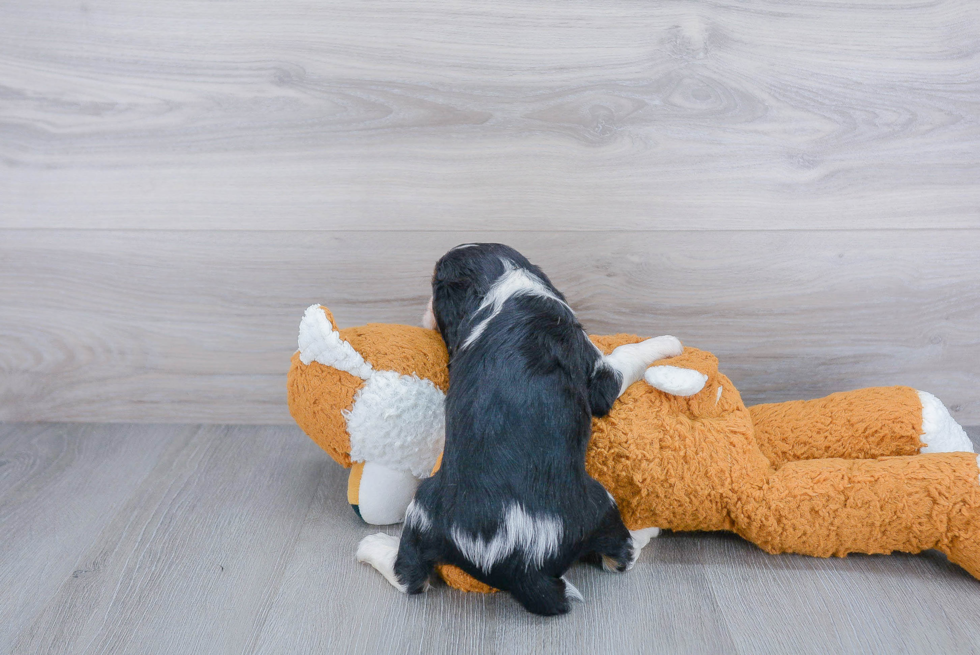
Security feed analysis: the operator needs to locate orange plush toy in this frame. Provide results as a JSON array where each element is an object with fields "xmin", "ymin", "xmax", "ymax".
[{"xmin": 288, "ymin": 305, "xmax": 980, "ymax": 592}]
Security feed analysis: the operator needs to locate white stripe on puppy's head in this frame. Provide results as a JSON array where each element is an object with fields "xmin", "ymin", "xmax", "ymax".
[
  {"xmin": 461, "ymin": 259, "xmax": 570, "ymax": 350},
  {"xmin": 430, "ymin": 244, "xmax": 569, "ymax": 356}
]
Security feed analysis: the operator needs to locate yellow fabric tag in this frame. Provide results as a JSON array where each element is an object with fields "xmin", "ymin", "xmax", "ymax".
[{"xmin": 347, "ymin": 461, "xmax": 365, "ymax": 506}]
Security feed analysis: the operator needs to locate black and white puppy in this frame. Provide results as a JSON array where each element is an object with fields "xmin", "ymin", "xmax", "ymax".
[{"xmin": 358, "ymin": 243, "xmax": 681, "ymax": 615}]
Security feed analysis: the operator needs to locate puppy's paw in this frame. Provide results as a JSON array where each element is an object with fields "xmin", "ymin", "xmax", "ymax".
[{"xmin": 601, "ymin": 554, "xmax": 630, "ymax": 573}]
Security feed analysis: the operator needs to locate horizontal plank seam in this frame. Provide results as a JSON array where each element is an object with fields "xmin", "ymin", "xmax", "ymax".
[{"xmin": 2, "ymin": 228, "xmax": 980, "ymax": 234}]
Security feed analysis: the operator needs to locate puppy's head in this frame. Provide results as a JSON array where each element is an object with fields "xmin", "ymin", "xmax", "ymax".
[{"xmin": 428, "ymin": 243, "xmax": 552, "ymax": 353}]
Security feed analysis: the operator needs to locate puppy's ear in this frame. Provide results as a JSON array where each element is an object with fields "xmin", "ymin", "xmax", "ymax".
[
  {"xmin": 589, "ymin": 364, "xmax": 621, "ymax": 417},
  {"xmin": 431, "ymin": 258, "xmax": 483, "ymax": 352}
]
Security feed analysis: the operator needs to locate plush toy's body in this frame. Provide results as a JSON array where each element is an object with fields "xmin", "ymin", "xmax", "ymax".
[{"xmin": 288, "ymin": 306, "xmax": 980, "ymax": 592}]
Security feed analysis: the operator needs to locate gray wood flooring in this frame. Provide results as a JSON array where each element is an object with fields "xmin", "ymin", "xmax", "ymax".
[{"xmin": 3, "ymin": 423, "xmax": 979, "ymax": 655}]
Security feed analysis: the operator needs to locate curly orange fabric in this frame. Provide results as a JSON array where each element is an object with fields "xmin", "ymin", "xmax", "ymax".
[
  {"xmin": 750, "ymin": 387, "xmax": 924, "ymax": 467},
  {"xmin": 287, "ymin": 309, "xmax": 980, "ymax": 592}
]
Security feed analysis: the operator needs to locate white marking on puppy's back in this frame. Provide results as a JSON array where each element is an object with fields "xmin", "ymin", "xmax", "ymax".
[
  {"xmin": 451, "ymin": 504, "xmax": 563, "ymax": 573},
  {"xmin": 461, "ymin": 259, "xmax": 571, "ymax": 350}
]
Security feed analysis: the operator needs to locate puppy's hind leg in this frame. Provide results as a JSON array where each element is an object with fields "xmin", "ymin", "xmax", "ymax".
[
  {"xmin": 584, "ymin": 504, "xmax": 637, "ymax": 573},
  {"xmin": 509, "ymin": 570, "xmax": 582, "ymax": 616},
  {"xmin": 393, "ymin": 523, "xmax": 436, "ymax": 594}
]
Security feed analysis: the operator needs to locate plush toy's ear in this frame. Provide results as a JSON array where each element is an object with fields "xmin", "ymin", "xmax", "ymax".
[
  {"xmin": 298, "ymin": 304, "xmax": 374, "ymax": 379},
  {"xmin": 288, "ymin": 305, "xmax": 372, "ymax": 468}
]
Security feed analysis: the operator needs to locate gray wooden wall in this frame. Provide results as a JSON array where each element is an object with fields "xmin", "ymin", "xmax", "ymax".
[{"xmin": 2, "ymin": 1, "xmax": 978, "ymax": 424}]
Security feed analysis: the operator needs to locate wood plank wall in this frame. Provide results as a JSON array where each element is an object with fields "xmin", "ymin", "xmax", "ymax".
[{"xmin": 1, "ymin": 1, "xmax": 978, "ymax": 423}]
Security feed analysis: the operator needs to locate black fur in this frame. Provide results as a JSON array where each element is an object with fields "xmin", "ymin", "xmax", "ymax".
[{"xmin": 394, "ymin": 243, "xmax": 633, "ymax": 616}]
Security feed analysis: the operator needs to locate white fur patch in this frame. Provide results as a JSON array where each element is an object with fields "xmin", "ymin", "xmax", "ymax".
[
  {"xmin": 643, "ymin": 365, "xmax": 708, "ymax": 397},
  {"xmin": 461, "ymin": 259, "xmax": 571, "ymax": 350},
  {"xmin": 451, "ymin": 504, "xmax": 563, "ymax": 573},
  {"xmin": 604, "ymin": 336, "xmax": 684, "ymax": 396},
  {"xmin": 716, "ymin": 385, "xmax": 723, "ymax": 404},
  {"xmin": 356, "ymin": 533, "xmax": 408, "ymax": 593},
  {"xmin": 346, "ymin": 370, "xmax": 446, "ymax": 478},
  {"xmin": 404, "ymin": 500, "xmax": 432, "ymax": 533},
  {"xmin": 297, "ymin": 304, "xmax": 373, "ymax": 379},
  {"xmin": 918, "ymin": 390, "xmax": 974, "ymax": 453},
  {"xmin": 563, "ymin": 576, "xmax": 584, "ymax": 602}
]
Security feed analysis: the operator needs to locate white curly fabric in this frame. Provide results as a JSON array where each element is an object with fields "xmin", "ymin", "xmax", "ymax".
[
  {"xmin": 918, "ymin": 390, "xmax": 974, "ymax": 453},
  {"xmin": 297, "ymin": 304, "xmax": 373, "ymax": 379},
  {"xmin": 346, "ymin": 370, "xmax": 446, "ymax": 478}
]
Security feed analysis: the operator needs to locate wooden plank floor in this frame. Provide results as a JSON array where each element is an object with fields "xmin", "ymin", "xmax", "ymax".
[{"xmin": 2, "ymin": 424, "xmax": 979, "ymax": 654}]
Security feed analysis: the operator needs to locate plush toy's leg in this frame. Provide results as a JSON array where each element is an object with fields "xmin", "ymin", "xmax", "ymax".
[
  {"xmin": 356, "ymin": 533, "xmax": 410, "ymax": 592},
  {"xmin": 749, "ymin": 386, "xmax": 972, "ymax": 468},
  {"xmin": 732, "ymin": 452, "xmax": 980, "ymax": 580},
  {"xmin": 347, "ymin": 461, "xmax": 421, "ymax": 525},
  {"xmin": 357, "ymin": 525, "xmax": 437, "ymax": 594},
  {"xmin": 601, "ymin": 336, "xmax": 685, "ymax": 397}
]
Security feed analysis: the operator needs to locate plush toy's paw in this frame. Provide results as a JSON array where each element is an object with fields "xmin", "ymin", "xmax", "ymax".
[
  {"xmin": 918, "ymin": 391, "xmax": 974, "ymax": 454},
  {"xmin": 628, "ymin": 527, "xmax": 661, "ymax": 568},
  {"xmin": 356, "ymin": 533, "xmax": 410, "ymax": 593},
  {"xmin": 642, "ymin": 335, "xmax": 684, "ymax": 361},
  {"xmin": 644, "ymin": 366, "xmax": 708, "ymax": 397}
]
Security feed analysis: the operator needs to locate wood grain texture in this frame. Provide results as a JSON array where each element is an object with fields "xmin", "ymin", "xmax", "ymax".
[
  {"xmin": 2, "ymin": 229, "xmax": 978, "ymax": 423},
  {"xmin": 4, "ymin": 424, "xmax": 980, "ymax": 654},
  {"xmin": 0, "ymin": 424, "xmax": 179, "ymax": 654},
  {"xmin": 1, "ymin": 0, "xmax": 978, "ymax": 230},
  {"xmin": 11, "ymin": 424, "xmax": 325, "ymax": 655}
]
